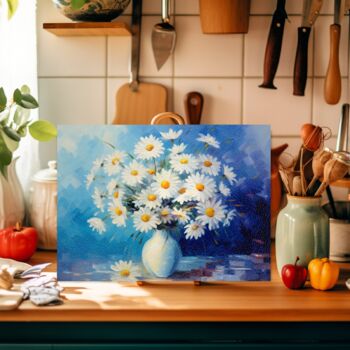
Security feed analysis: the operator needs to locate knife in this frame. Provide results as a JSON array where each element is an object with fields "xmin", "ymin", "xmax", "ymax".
[
  {"xmin": 324, "ymin": 0, "xmax": 342, "ymax": 105},
  {"xmin": 293, "ymin": 0, "xmax": 323, "ymax": 96},
  {"xmin": 259, "ymin": 0, "xmax": 288, "ymax": 89}
]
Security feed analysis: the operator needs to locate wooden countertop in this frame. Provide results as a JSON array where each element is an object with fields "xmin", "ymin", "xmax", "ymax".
[{"xmin": 1, "ymin": 244, "xmax": 350, "ymax": 322}]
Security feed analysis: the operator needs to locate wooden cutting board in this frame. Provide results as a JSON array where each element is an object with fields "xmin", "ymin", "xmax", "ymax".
[{"xmin": 112, "ymin": 82, "xmax": 168, "ymax": 125}]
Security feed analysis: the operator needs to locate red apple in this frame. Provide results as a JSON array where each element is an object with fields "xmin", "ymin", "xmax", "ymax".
[
  {"xmin": 0, "ymin": 222, "xmax": 38, "ymax": 262},
  {"xmin": 281, "ymin": 257, "xmax": 307, "ymax": 289}
]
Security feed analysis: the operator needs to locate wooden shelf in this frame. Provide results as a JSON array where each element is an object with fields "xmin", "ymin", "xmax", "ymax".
[{"xmin": 43, "ymin": 22, "xmax": 131, "ymax": 37}]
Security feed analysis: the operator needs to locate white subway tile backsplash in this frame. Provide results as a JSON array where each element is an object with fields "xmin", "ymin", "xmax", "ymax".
[
  {"xmin": 174, "ymin": 78, "xmax": 242, "ymax": 124},
  {"xmin": 174, "ymin": 16, "xmax": 243, "ymax": 77},
  {"xmin": 314, "ymin": 15, "xmax": 349, "ymax": 77},
  {"xmin": 244, "ymin": 15, "xmax": 314, "ymax": 78},
  {"xmin": 107, "ymin": 36, "xmax": 131, "ymax": 77},
  {"xmin": 243, "ymin": 78, "xmax": 312, "ymax": 136},
  {"xmin": 313, "ymin": 78, "xmax": 349, "ymax": 136},
  {"xmin": 107, "ymin": 77, "xmax": 173, "ymax": 123},
  {"xmin": 250, "ymin": 0, "xmax": 303, "ymax": 15},
  {"xmin": 175, "ymin": 0, "xmax": 199, "ymax": 15}
]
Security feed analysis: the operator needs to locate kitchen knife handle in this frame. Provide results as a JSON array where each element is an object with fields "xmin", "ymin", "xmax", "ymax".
[
  {"xmin": 293, "ymin": 27, "xmax": 311, "ymax": 96},
  {"xmin": 324, "ymin": 24, "xmax": 341, "ymax": 105},
  {"xmin": 259, "ymin": 0, "xmax": 287, "ymax": 89},
  {"xmin": 185, "ymin": 91, "xmax": 203, "ymax": 125}
]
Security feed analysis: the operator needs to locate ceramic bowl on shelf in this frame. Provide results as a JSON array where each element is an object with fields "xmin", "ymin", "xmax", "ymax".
[{"xmin": 52, "ymin": 0, "xmax": 131, "ymax": 22}]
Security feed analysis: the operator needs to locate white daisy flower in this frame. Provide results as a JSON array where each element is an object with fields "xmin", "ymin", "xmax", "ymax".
[
  {"xmin": 160, "ymin": 128, "xmax": 183, "ymax": 141},
  {"xmin": 219, "ymin": 181, "xmax": 231, "ymax": 197},
  {"xmin": 92, "ymin": 158, "xmax": 104, "ymax": 171},
  {"xmin": 104, "ymin": 151, "xmax": 126, "ymax": 176},
  {"xmin": 122, "ymin": 160, "xmax": 146, "ymax": 186},
  {"xmin": 170, "ymin": 143, "xmax": 186, "ymax": 155},
  {"xmin": 224, "ymin": 209, "xmax": 237, "ymax": 227},
  {"xmin": 107, "ymin": 179, "xmax": 124, "ymax": 200},
  {"xmin": 109, "ymin": 200, "xmax": 127, "ymax": 227},
  {"xmin": 134, "ymin": 135, "xmax": 164, "ymax": 160},
  {"xmin": 172, "ymin": 208, "xmax": 190, "ymax": 224},
  {"xmin": 146, "ymin": 168, "xmax": 156, "ymax": 176},
  {"xmin": 223, "ymin": 165, "xmax": 238, "ymax": 185},
  {"xmin": 87, "ymin": 217, "xmax": 106, "ymax": 235},
  {"xmin": 151, "ymin": 169, "xmax": 181, "ymax": 199},
  {"xmin": 197, "ymin": 198, "xmax": 227, "ymax": 231},
  {"xmin": 86, "ymin": 172, "xmax": 95, "ymax": 189},
  {"xmin": 170, "ymin": 153, "xmax": 198, "ymax": 174},
  {"xmin": 185, "ymin": 221, "xmax": 205, "ymax": 240},
  {"xmin": 135, "ymin": 188, "xmax": 161, "ymax": 210},
  {"xmin": 198, "ymin": 154, "xmax": 221, "ymax": 176},
  {"xmin": 158, "ymin": 206, "xmax": 173, "ymax": 224},
  {"xmin": 111, "ymin": 260, "xmax": 139, "ymax": 281},
  {"xmin": 133, "ymin": 208, "xmax": 160, "ymax": 233},
  {"xmin": 175, "ymin": 187, "xmax": 192, "ymax": 204},
  {"xmin": 92, "ymin": 188, "xmax": 105, "ymax": 212},
  {"xmin": 185, "ymin": 173, "xmax": 217, "ymax": 202},
  {"xmin": 197, "ymin": 133, "xmax": 220, "ymax": 149}
]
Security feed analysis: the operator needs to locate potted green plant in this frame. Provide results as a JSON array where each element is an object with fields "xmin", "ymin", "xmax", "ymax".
[{"xmin": 0, "ymin": 85, "xmax": 57, "ymax": 228}]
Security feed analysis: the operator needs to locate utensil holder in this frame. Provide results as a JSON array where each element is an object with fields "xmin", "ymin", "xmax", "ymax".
[{"xmin": 199, "ymin": 0, "xmax": 250, "ymax": 34}]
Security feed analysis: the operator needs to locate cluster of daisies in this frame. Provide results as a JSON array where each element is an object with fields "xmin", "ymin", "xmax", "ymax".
[{"xmin": 87, "ymin": 129, "xmax": 238, "ymax": 241}]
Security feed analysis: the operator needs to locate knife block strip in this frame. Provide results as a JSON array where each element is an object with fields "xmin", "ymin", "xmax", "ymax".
[{"xmin": 199, "ymin": 0, "xmax": 250, "ymax": 34}]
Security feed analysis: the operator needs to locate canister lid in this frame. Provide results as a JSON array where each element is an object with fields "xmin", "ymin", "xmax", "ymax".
[{"xmin": 33, "ymin": 160, "xmax": 57, "ymax": 182}]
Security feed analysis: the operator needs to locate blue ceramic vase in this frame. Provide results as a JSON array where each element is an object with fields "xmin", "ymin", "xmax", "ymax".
[
  {"xmin": 275, "ymin": 195, "xmax": 329, "ymax": 276},
  {"xmin": 52, "ymin": 0, "xmax": 131, "ymax": 22},
  {"xmin": 142, "ymin": 230, "xmax": 182, "ymax": 278}
]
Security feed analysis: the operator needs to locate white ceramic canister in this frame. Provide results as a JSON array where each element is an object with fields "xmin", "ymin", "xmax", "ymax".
[{"xmin": 28, "ymin": 161, "xmax": 57, "ymax": 250}]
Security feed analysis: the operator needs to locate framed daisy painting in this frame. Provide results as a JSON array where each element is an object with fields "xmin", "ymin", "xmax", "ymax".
[{"xmin": 57, "ymin": 125, "xmax": 271, "ymax": 282}]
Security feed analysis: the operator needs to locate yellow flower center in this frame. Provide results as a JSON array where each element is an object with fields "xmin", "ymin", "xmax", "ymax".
[
  {"xmin": 141, "ymin": 214, "xmax": 151, "ymax": 222},
  {"xmin": 115, "ymin": 208, "xmax": 123, "ymax": 216},
  {"xmin": 205, "ymin": 208, "xmax": 215, "ymax": 217},
  {"xmin": 161, "ymin": 209, "xmax": 169, "ymax": 216},
  {"xmin": 180, "ymin": 158, "xmax": 188, "ymax": 164},
  {"xmin": 196, "ymin": 183, "xmax": 205, "ymax": 191},
  {"xmin": 130, "ymin": 170, "xmax": 138, "ymax": 176},
  {"xmin": 147, "ymin": 194, "xmax": 157, "ymax": 201},
  {"xmin": 113, "ymin": 191, "xmax": 119, "ymax": 199},
  {"xmin": 178, "ymin": 187, "xmax": 186, "ymax": 194},
  {"xmin": 203, "ymin": 160, "xmax": 212, "ymax": 167},
  {"xmin": 161, "ymin": 180, "xmax": 170, "ymax": 189},
  {"xmin": 119, "ymin": 269, "xmax": 130, "ymax": 277},
  {"xmin": 112, "ymin": 157, "xmax": 120, "ymax": 165},
  {"xmin": 145, "ymin": 144, "xmax": 154, "ymax": 151},
  {"xmin": 192, "ymin": 224, "xmax": 199, "ymax": 230},
  {"xmin": 148, "ymin": 169, "xmax": 156, "ymax": 175}
]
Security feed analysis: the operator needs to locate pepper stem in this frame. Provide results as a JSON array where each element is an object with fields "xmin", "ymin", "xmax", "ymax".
[
  {"xmin": 15, "ymin": 222, "xmax": 22, "ymax": 231},
  {"xmin": 294, "ymin": 256, "xmax": 300, "ymax": 266}
]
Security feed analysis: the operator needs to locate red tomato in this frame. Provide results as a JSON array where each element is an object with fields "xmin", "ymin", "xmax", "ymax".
[{"xmin": 0, "ymin": 223, "xmax": 37, "ymax": 261}]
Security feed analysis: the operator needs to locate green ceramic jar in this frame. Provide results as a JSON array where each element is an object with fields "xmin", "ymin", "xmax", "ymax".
[{"xmin": 275, "ymin": 195, "xmax": 329, "ymax": 276}]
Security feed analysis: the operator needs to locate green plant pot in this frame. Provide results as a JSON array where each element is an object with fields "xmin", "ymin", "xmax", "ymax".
[{"xmin": 52, "ymin": 0, "xmax": 131, "ymax": 22}]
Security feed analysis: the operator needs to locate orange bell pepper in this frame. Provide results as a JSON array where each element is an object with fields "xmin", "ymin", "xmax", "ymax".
[{"xmin": 308, "ymin": 258, "xmax": 339, "ymax": 291}]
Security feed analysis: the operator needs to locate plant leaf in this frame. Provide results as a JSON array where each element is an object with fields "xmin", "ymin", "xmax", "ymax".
[
  {"xmin": 20, "ymin": 85, "xmax": 31, "ymax": 94},
  {"xmin": 0, "ymin": 129, "xmax": 19, "ymax": 152},
  {"xmin": 29, "ymin": 120, "xmax": 57, "ymax": 142},
  {"xmin": 13, "ymin": 106, "xmax": 30, "ymax": 126},
  {"xmin": 0, "ymin": 88, "xmax": 7, "ymax": 113},
  {"xmin": 0, "ymin": 133, "xmax": 12, "ymax": 166},
  {"xmin": 3, "ymin": 126, "xmax": 20, "ymax": 142},
  {"xmin": 7, "ymin": 0, "xmax": 18, "ymax": 19},
  {"xmin": 71, "ymin": 0, "xmax": 87, "ymax": 10},
  {"xmin": 13, "ymin": 89, "xmax": 39, "ymax": 109}
]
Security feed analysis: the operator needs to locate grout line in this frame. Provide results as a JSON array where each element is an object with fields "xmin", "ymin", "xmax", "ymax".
[
  {"xmin": 37, "ymin": 75, "xmax": 349, "ymax": 80},
  {"xmin": 105, "ymin": 36, "xmax": 108, "ymax": 125},
  {"xmin": 240, "ymin": 34, "xmax": 245, "ymax": 124}
]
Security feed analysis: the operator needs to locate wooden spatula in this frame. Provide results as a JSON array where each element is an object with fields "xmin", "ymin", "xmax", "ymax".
[
  {"xmin": 184, "ymin": 91, "xmax": 203, "ymax": 124},
  {"xmin": 112, "ymin": 0, "xmax": 167, "ymax": 125}
]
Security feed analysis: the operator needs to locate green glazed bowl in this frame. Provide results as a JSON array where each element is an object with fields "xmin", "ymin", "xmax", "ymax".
[{"xmin": 52, "ymin": 0, "xmax": 131, "ymax": 22}]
